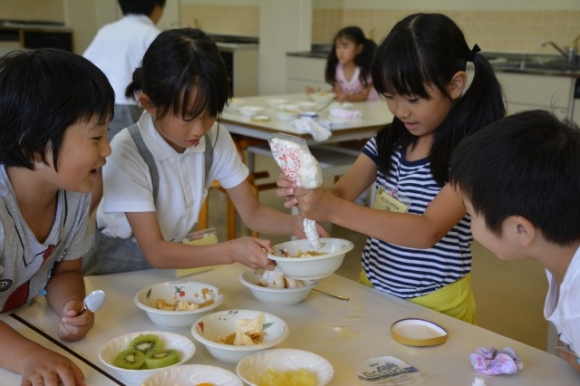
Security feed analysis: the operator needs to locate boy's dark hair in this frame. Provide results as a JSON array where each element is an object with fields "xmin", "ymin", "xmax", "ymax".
[
  {"xmin": 118, "ymin": 0, "xmax": 166, "ymax": 16},
  {"xmin": 325, "ymin": 26, "xmax": 377, "ymax": 88},
  {"xmin": 450, "ymin": 110, "xmax": 580, "ymax": 245},
  {"xmin": 371, "ymin": 13, "xmax": 505, "ymax": 186},
  {"xmin": 0, "ymin": 49, "xmax": 114, "ymax": 171},
  {"xmin": 126, "ymin": 28, "xmax": 229, "ymax": 121}
]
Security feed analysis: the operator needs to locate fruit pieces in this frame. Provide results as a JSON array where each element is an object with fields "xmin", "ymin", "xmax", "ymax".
[
  {"xmin": 129, "ymin": 334, "xmax": 161, "ymax": 355},
  {"xmin": 113, "ymin": 333, "xmax": 181, "ymax": 370},
  {"xmin": 114, "ymin": 349, "xmax": 145, "ymax": 369},
  {"xmin": 144, "ymin": 349, "xmax": 180, "ymax": 369},
  {"xmin": 259, "ymin": 368, "xmax": 317, "ymax": 386}
]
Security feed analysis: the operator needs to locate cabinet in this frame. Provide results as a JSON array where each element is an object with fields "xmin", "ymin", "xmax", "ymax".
[
  {"xmin": 217, "ymin": 45, "xmax": 259, "ymax": 97},
  {"xmin": 496, "ymin": 72, "xmax": 575, "ymax": 120},
  {"xmin": 286, "ymin": 56, "xmax": 327, "ymax": 93}
]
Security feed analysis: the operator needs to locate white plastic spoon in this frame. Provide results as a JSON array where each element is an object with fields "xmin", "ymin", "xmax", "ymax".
[{"xmin": 80, "ymin": 289, "xmax": 105, "ymax": 314}]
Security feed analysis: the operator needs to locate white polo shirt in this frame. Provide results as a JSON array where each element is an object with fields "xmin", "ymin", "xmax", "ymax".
[
  {"xmin": 96, "ymin": 112, "xmax": 249, "ymax": 241},
  {"xmin": 83, "ymin": 14, "xmax": 160, "ymax": 106}
]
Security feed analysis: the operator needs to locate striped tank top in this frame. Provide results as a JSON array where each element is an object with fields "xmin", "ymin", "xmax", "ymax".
[{"xmin": 361, "ymin": 137, "xmax": 472, "ymax": 299}]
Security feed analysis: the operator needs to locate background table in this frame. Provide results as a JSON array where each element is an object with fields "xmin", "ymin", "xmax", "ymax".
[
  {"xmin": 6, "ymin": 263, "xmax": 579, "ymax": 385},
  {"xmin": 221, "ymin": 93, "xmax": 393, "ymax": 145}
]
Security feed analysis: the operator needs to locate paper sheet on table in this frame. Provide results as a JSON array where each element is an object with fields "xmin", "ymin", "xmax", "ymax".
[{"xmin": 176, "ymin": 228, "xmax": 218, "ymax": 277}]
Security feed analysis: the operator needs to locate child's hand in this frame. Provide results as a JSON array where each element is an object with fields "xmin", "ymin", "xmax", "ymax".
[
  {"xmin": 276, "ymin": 173, "xmax": 299, "ymax": 209},
  {"xmin": 292, "ymin": 215, "xmax": 330, "ymax": 239},
  {"xmin": 229, "ymin": 237, "xmax": 276, "ymax": 270},
  {"xmin": 58, "ymin": 299, "xmax": 95, "ymax": 342},
  {"xmin": 20, "ymin": 348, "xmax": 85, "ymax": 386}
]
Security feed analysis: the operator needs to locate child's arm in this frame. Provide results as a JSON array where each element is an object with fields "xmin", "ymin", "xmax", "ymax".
[
  {"xmin": 278, "ymin": 153, "xmax": 465, "ymax": 249},
  {"xmin": 0, "ymin": 320, "xmax": 85, "ymax": 385},
  {"xmin": 127, "ymin": 210, "xmax": 276, "ymax": 270},
  {"xmin": 557, "ymin": 341, "xmax": 580, "ymax": 373},
  {"xmin": 45, "ymin": 258, "xmax": 94, "ymax": 342}
]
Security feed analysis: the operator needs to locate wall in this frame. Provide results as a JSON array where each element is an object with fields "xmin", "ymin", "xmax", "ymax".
[
  {"xmin": 0, "ymin": 0, "xmax": 64, "ymax": 22},
  {"xmin": 312, "ymin": 0, "xmax": 580, "ymax": 54},
  {"xmin": 180, "ymin": 0, "xmax": 259, "ymax": 36}
]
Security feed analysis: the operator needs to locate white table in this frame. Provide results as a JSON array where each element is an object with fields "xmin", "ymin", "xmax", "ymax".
[
  {"xmin": 2, "ymin": 315, "xmax": 122, "ymax": 385},
  {"xmin": 6, "ymin": 264, "xmax": 579, "ymax": 385},
  {"xmin": 221, "ymin": 93, "xmax": 393, "ymax": 145}
]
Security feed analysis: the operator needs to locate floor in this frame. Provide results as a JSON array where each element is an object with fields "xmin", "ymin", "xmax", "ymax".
[{"xmin": 203, "ymin": 152, "xmax": 550, "ymax": 352}]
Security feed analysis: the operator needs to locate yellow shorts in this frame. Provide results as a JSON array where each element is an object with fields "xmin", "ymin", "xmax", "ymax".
[{"xmin": 359, "ymin": 270, "xmax": 477, "ymax": 324}]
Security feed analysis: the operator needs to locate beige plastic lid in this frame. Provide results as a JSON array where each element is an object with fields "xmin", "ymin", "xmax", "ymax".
[{"xmin": 391, "ymin": 318, "xmax": 448, "ymax": 347}]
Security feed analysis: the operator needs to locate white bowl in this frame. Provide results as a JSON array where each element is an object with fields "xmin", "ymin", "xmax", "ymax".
[
  {"xmin": 142, "ymin": 364, "xmax": 243, "ymax": 386},
  {"xmin": 191, "ymin": 309, "xmax": 289, "ymax": 365},
  {"xmin": 275, "ymin": 109, "xmax": 299, "ymax": 122},
  {"xmin": 309, "ymin": 92, "xmax": 336, "ymax": 104},
  {"xmin": 236, "ymin": 349, "xmax": 334, "ymax": 386},
  {"xmin": 267, "ymin": 238, "xmax": 355, "ymax": 280},
  {"xmin": 99, "ymin": 331, "xmax": 195, "ymax": 386},
  {"xmin": 297, "ymin": 101, "xmax": 318, "ymax": 111},
  {"xmin": 225, "ymin": 98, "xmax": 245, "ymax": 113},
  {"xmin": 239, "ymin": 269, "xmax": 319, "ymax": 306},
  {"xmin": 239, "ymin": 106, "xmax": 264, "ymax": 117},
  {"xmin": 134, "ymin": 280, "xmax": 224, "ymax": 329},
  {"xmin": 266, "ymin": 98, "xmax": 288, "ymax": 107}
]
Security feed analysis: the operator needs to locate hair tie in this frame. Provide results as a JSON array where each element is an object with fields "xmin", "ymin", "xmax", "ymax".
[{"xmin": 466, "ymin": 44, "xmax": 481, "ymax": 62}]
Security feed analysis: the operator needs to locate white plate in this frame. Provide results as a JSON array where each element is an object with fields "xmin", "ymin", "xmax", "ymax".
[
  {"xmin": 237, "ymin": 348, "xmax": 334, "ymax": 386},
  {"xmin": 142, "ymin": 364, "xmax": 243, "ymax": 386}
]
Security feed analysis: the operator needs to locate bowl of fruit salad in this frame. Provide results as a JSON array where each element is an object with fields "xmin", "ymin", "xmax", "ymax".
[
  {"xmin": 236, "ymin": 348, "xmax": 334, "ymax": 386},
  {"xmin": 99, "ymin": 330, "xmax": 195, "ymax": 386},
  {"xmin": 142, "ymin": 364, "xmax": 243, "ymax": 386},
  {"xmin": 134, "ymin": 280, "xmax": 224, "ymax": 328}
]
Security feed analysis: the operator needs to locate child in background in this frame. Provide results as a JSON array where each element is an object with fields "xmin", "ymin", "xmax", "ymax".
[
  {"xmin": 0, "ymin": 49, "xmax": 113, "ymax": 384},
  {"xmin": 311, "ymin": 26, "xmax": 379, "ymax": 102},
  {"xmin": 83, "ymin": 0, "xmax": 166, "ymax": 140},
  {"xmin": 278, "ymin": 13, "xmax": 505, "ymax": 323},
  {"xmin": 450, "ymin": 110, "xmax": 580, "ymax": 373},
  {"xmin": 82, "ymin": 28, "xmax": 327, "ymax": 276}
]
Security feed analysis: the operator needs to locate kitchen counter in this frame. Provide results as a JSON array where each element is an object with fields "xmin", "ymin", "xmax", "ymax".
[{"xmin": 287, "ymin": 46, "xmax": 580, "ymax": 78}]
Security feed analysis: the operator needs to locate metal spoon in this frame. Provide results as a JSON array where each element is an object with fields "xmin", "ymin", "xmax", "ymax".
[
  {"xmin": 312, "ymin": 288, "xmax": 349, "ymax": 301},
  {"xmin": 80, "ymin": 289, "xmax": 106, "ymax": 314}
]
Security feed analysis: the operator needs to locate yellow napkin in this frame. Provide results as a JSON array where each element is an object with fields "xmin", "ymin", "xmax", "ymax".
[{"xmin": 176, "ymin": 229, "xmax": 218, "ymax": 277}]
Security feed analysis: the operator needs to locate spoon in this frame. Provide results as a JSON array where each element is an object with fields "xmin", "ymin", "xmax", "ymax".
[
  {"xmin": 312, "ymin": 288, "xmax": 349, "ymax": 301},
  {"xmin": 80, "ymin": 290, "xmax": 106, "ymax": 314}
]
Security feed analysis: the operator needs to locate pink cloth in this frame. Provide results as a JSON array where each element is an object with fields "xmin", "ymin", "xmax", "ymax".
[{"xmin": 470, "ymin": 347, "xmax": 523, "ymax": 375}]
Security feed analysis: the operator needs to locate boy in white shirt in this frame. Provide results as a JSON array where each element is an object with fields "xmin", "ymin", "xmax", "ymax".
[{"xmin": 450, "ymin": 109, "xmax": 580, "ymax": 373}]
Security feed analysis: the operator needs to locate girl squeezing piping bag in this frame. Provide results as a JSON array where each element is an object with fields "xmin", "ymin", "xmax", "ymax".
[{"xmin": 269, "ymin": 133, "xmax": 324, "ymax": 248}]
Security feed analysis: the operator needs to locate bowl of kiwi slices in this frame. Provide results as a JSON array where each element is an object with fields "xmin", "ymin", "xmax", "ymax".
[
  {"xmin": 99, "ymin": 330, "xmax": 195, "ymax": 385},
  {"xmin": 134, "ymin": 280, "xmax": 224, "ymax": 329}
]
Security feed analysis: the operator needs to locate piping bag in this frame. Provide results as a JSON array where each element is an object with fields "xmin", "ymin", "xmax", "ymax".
[{"xmin": 269, "ymin": 133, "xmax": 324, "ymax": 248}]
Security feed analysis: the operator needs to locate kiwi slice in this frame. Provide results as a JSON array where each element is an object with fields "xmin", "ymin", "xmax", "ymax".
[
  {"xmin": 114, "ymin": 349, "xmax": 145, "ymax": 369},
  {"xmin": 129, "ymin": 334, "xmax": 162, "ymax": 355},
  {"xmin": 144, "ymin": 349, "xmax": 180, "ymax": 369}
]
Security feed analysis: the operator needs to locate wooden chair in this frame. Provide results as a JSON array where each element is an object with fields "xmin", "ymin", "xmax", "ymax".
[{"xmin": 197, "ymin": 136, "xmax": 277, "ymax": 240}]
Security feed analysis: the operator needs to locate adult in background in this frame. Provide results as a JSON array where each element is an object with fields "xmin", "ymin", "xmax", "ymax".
[{"xmin": 83, "ymin": 0, "xmax": 166, "ymax": 140}]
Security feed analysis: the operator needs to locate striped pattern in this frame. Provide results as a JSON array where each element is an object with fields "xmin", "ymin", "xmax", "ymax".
[{"xmin": 361, "ymin": 137, "xmax": 472, "ymax": 298}]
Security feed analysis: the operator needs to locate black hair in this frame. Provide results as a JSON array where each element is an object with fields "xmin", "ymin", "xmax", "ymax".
[
  {"xmin": 0, "ymin": 48, "xmax": 114, "ymax": 171},
  {"xmin": 325, "ymin": 26, "xmax": 376, "ymax": 88},
  {"xmin": 371, "ymin": 13, "xmax": 505, "ymax": 186},
  {"xmin": 118, "ymin": 0, "xmax": 166, "ymax": 16},
  {"xmin": 450, "ymin": 110, "xmax": 580, "ymax": 245},
  {"xmin": 125, "ymin": 28, "xmax": 229, "ymax": 122}
]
